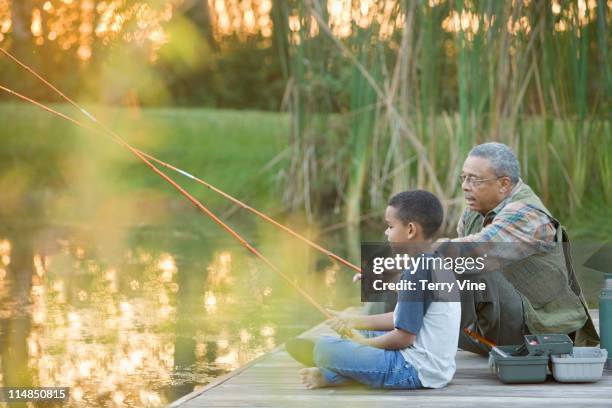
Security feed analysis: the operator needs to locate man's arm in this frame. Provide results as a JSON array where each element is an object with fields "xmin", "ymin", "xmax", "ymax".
[
  {"xmin": 452, "ymin": 203, "xmax": 555, "ymax": 244},
  {"xmin": 448, "ymin": 203, "xmax": 556, "ymax": 262}
]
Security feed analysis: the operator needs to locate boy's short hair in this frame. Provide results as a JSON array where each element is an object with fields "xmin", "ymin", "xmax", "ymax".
[{"xmin": 388, "ymin": 190, "xmax": 443, "ymax": 238}]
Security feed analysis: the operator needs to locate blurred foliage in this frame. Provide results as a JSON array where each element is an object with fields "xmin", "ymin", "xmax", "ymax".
[
  {"xmin": 0, "ymin": 0, "xmax": 610, "ymax": 240},
  {"xmin": 157, "ymin": 38, "xmax": 287, "ymax": 109},
  {"xmin": 0, "ymin": 0, "xmax": 287, "ymax": 110},
  {"xmin": 1, "ymin": 1, "xmax": 609, "ymax": 113},
  {"xmin": 279, "ymin": 0, "xmax": 611, "ymax": 241}
]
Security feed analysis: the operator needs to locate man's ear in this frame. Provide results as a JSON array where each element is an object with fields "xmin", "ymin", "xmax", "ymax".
[{"xmin": 499, "ymin": 176, "xmax": 513, "ymax": 194}]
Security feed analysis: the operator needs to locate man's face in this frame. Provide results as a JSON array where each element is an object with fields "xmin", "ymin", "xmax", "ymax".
[{"xmin": 461, "ymin": 156, "xmax": 510, "ymax": 214}]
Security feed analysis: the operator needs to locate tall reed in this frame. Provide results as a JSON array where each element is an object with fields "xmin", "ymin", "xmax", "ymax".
[{"xmin": 279, "ymin": 0, "xmax": 610, "ymax": 244}]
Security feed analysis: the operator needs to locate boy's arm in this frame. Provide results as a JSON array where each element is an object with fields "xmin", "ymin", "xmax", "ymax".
[
  {"xmin": 328, "ymin": 310, "xmax": 395, "ymax": 331},
  {"xmin": 351, "ymin": 312, "xmax": 395, "ymax": 331},
  {"xmin": 326, "ymin": 315, "xmax": 416, "ymax": 349},
  {"xmin": 355, "ymin": 328, "xmax": 416, "ymax": 350},
  {"xmin": 357, "ymin": 266, "xmax": 429, "ymax": 350}
]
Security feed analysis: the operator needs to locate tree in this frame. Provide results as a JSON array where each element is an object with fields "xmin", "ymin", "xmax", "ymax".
[{"xmin": 184, "ymin": 0, "xmax": 217, "ymax": 50}]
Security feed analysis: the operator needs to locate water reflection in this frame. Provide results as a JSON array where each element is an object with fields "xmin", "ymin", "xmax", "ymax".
[
  {"xmin": 0, "ymin": 117, "xmax": 357, "ymax": 406},
  {"xmin": 169, "ymin": 247, "xmax": 202, "ymax": 402},
  {"xmin": 0, "ymin": 233, "xmax": 35, "ymax": 408},
  {"xmin": 0, "ymin": 222, "xmax": 354, "ymax": 407}
]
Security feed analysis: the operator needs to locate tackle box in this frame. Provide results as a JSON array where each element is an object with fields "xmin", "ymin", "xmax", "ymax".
[
  {"xmin": 524, "ymin": 334, "xmax": 573, "ymax": 355},
  {"xmin": 551, "ymin": 347, "xmax": 608, "ymax": 382},
  {"xmin": 489, "ymin": 345, "xmax": 549, "ymax": 384}
]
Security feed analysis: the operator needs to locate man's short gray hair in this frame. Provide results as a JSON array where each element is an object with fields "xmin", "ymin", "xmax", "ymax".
[{"xmin": 468, "ymin": 142, "xmax": 521, "ymax": 184}]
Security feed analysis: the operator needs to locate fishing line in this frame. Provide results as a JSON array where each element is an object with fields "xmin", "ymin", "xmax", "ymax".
[
  {"xmin": 0, "ymin": 47, "xmax": 361, "ymax": 275},
  {"xmin": 0, "ymin": 82, "xmax": 334, "ymax": 320}
]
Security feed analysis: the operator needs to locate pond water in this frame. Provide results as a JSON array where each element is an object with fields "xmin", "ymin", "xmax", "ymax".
[
  {"xmin": 0, "ymin": 218, "xmax": 360, "ymax": 407},
  {"xmin": 0, "ymin": 103, "xmax": 361, "ymax": 407},
  {"xmin": 0, "ymin": 102, "xmax": 606, "ymax": 406}
]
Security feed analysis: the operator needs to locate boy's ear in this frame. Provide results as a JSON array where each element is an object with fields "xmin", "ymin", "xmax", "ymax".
[{"xmin": 404, "ymin": 222, "xmax": 418, "ymax": 240}]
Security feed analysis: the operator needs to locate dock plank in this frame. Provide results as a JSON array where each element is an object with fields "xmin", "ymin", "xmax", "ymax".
[{"xmin": 169, "ymin": 310, "xmax": 611, "ymax": 407}]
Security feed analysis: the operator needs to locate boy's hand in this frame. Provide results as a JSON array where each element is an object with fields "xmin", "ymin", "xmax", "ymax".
[
  {"xmin": 347, "ymin": 330, "xmax": 369, "ymax": 345},
  {"xmin": 326, "ymin": 317, "xmax": 369, "ymax": 345},
  {"xmin": 327, "ymin": 316, "xmax": 353, "ymax": 336},
  {"xmin": 326, "ymin": 310, "xmax": 357, "ymax": 338}
]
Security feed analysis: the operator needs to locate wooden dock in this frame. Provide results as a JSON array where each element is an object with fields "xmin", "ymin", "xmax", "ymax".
[{"xmin": 169, "ymin": 310, "xmax": 611, "ymax": 407}]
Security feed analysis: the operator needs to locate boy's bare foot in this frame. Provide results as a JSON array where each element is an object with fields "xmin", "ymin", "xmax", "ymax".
[{"xmin": 299, "ymin": 367, "xmax": 330, "ymax": 389}]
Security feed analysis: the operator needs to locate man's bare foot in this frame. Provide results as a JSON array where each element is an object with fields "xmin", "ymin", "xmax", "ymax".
[{"xmin": 299, "ymin": 367, "xmax": 330, "ymax": 389}]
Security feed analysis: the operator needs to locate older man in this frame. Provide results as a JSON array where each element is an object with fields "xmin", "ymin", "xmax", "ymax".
[{"xmin": 447, "ymin": 142, "xmax": 598, "ymax": 355}]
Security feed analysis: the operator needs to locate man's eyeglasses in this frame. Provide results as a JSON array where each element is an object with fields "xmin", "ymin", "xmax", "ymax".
[{"xmin": 459, "ymin": 175, "xmax": 499, "ymax": 187}]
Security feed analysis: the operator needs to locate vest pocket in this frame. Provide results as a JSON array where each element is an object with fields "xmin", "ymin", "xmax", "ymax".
[{"xmin": 502, "ymin": 253, "xmax": 567, "ymax": 308}]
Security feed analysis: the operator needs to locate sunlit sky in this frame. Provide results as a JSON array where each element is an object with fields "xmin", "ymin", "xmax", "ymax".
[{"xmin": 0, "ymin": 0, "xmax": 608, "ymax": 61}]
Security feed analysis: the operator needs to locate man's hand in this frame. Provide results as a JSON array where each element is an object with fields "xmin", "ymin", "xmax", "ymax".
[
  {"xmin": 433, "ymin": 237, "xmax": 451, "ymax": 250},
  {"xmin": 434, "ymin": 237, "xmax": 459, "ymax": 258},
  {"xmin": 352, "ymin": 273, "xmax": 362, "ymax": 282}
]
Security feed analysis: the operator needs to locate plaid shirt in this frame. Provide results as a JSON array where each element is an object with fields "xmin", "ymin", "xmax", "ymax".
[{"xmin": 453, "ymin": 180, "xmax": 556, "ymax": 261}]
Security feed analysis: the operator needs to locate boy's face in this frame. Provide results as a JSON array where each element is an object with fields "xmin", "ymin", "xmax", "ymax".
[{"xmin": 384, "ymin": 206, "xmax": 417, "ymax": 243}]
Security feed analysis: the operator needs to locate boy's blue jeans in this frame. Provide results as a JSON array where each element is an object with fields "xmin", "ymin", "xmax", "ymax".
[{"xmin": 314, "ymin": 330, "xmax": 422, "ymax": 389}]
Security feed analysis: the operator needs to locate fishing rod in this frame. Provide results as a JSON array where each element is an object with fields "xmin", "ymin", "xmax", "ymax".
[
  {"xmin": 140, "ymin": 152, "xmax": 362, "ymax": 273},
  {"xmin": 463, "ymin": 326, "xmax": 510, "ymax": 358},
  {"xmin": 0, "ymin": 47, "xmax": 362, "ymax": 276},
  {"xmin": 0, "ymin": 82, "xmax": 335, "ymax": 321}
]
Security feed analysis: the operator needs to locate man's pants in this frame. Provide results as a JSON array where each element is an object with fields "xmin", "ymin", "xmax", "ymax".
[{"xmin": 457, "ymin": 270, "xmax": 527, "ymax": 355}]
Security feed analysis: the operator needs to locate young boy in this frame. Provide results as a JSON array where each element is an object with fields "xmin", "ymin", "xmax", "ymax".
[{"xmin": 289, "ymin": 190, "xmax": 461, "ymax": 389}]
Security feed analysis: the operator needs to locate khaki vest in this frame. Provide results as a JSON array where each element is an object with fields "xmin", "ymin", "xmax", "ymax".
[{"xmin": 462, "ymin": 183, "xmax": 599, "ymax": 345}]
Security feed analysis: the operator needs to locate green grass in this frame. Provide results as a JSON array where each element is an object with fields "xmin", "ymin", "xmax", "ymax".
[
  {"xmin": 0, "ymin": 102, "xmax": 290, "ymax": 227},
  {"xmin": 0, "ymin": 101, "xmax": 609, "ymax": 241}
]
